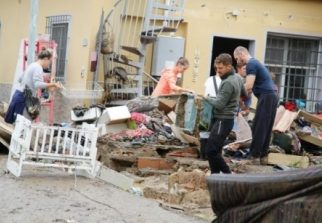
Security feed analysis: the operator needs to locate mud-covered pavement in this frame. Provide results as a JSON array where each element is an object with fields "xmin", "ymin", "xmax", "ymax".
[{"xmin": 0, "ymin": 155, "xmax": 208, "ymax": 223}]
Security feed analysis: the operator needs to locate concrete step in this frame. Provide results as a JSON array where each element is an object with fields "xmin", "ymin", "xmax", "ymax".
[
  {"xmin": 150, "ymin": 14, "xmax": 183, "ymax": 21},
  {"xmin": 121, "ymin": 46, "xmax": 144, "ymax": 56},
  {"xmin": 140, "ymin": 35, "xmax": 157, "ymax": 44},
  {"xmin": 109, "ymin": 55, "xmax": 143, "ymax": 69},
  {"xmin": 141, "ymin": 26, "xmax": 177, "ymax": 36}
]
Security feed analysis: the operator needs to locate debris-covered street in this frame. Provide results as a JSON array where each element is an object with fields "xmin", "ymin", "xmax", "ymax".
[
  {"xmin": 1, "ymin": 91, "xmax": 322, "ymax": 222},
  {"xmin": 1, "ymin": 0, "xmax": 322, "ymax": 223},
  {"xmin": 0, "ymin": 154, "xmax": 207, "ymax": 223}
]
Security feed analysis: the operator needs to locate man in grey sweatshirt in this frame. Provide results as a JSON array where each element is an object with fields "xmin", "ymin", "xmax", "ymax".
[{"xmin": 205, "ymin": 53, "xmax": 246, "ymax": 174}]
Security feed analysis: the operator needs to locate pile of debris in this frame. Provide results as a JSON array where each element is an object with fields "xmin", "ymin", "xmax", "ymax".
[
  {"xmin": 1, "ymin": 96, "xmax": 321, "ymax": 221},
  {"xmin": 93, "ymin": 95, "xmax": 213, "ymax": 218},
  {"xmin": 222, "ymin": 103, "xmax": 322, "ymax": 169},
  {"xmin": 94, "ymin": 96, "xmax": 321, "ymax": 218}
]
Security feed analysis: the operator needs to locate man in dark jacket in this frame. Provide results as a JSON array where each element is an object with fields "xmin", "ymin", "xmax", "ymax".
[{"xmin": 205, "ymin": 53, "xmax": 246, "ymax": 174}]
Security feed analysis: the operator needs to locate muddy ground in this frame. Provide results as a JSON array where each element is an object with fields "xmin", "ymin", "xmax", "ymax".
[{"xmin": 0, "ymin": 154, "xmax": 208, "ymax": 223}]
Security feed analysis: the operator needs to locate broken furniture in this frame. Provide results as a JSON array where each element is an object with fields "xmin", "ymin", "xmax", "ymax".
[
  {"xmin": 296, "ymin": 110, "xmax": 322, "ymax": 147},
  {"xmin": 175, "ymin": 93, "xmax": 198, "ymax": 134},
  {"xmin": 71, "ymin": 106, "xmax": 102, "ymax": 122},
  {"xmin": 7, "ymin": 115, "xmax": 99, "ymax": 177}
]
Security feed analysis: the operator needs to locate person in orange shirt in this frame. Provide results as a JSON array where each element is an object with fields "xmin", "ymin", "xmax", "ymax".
[{"xmin": 152, "ymin": 57, "xmax": 191, "ymax": 96}]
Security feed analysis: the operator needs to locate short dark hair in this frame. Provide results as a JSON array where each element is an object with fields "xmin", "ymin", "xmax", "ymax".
[
  {"xmin": 176, "ymin": 57, "xmax": 189, "ymax": 67},
  {"xmin": 38, "ymin": 47, "xmax": 52, "ymax": 60},
  {"xmin": 215, "ymin": 53, "xmax": 232, "ymax": 66}
]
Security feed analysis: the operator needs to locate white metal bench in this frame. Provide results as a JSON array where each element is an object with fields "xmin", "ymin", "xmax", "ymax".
[{"xmin": 7, "ymin": 115, "xmax": 99, "ymax": 177}]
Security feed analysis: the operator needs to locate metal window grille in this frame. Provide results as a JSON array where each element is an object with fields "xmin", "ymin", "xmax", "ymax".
[
  {"xmin": 265, "ymin": 34, "xmax": 322, "ymax": 112},
  {"xmin": 45, "ymin": 15, "xmax": 71, "ymax": 82}
]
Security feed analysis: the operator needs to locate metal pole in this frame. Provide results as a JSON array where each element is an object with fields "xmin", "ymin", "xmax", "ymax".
[
  {"xmin": 92, "ymin": 10, "xmax": 104, "ymax": 104},
  {"xmin": 27, "ymin": 0, "xmax": 39, "ymax": 65}
]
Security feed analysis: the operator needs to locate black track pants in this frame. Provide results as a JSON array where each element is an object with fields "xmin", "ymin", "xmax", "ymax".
[
  {"xmin": 250, "ymin": 92, "xmax": 278, "ymax": 158},
  {"xmin": 206, "ymin": 118, "xmax": 234, "ymax": 174}
]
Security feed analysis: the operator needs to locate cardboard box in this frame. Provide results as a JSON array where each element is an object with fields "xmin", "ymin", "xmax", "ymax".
[
  {"xmin": 100, "ymin": 123, "xmax": 128, "ymax": 135},
  {"xmin": 158, "ymin": 98, "xmax": 177, "ymax": 114},
  {"xmin": 100, "ymin": 106, "xmax": 131, "ymax": 124}
]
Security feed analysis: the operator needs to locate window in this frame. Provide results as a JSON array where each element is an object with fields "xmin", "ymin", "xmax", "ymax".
[
  {"xmin": 265, "ymin": 34, "xmax": 322, "ymax": 112},
  {"xmin": 46, "ymin": 15, "xmax": 71, "ymax": 82}
]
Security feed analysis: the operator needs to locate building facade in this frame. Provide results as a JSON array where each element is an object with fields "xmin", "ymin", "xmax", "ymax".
[{"xmin": 0, "ymin": 0, "xmax": 322, "ymax": 117}]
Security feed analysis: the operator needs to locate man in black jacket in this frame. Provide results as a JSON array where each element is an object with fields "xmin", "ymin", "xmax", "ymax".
[{"xmin": 205, "ymin": 53, "xmax": 246, "ymax": 174}]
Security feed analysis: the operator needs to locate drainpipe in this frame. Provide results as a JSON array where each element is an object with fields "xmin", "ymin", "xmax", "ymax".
[{"xmin": 27, "ymin": 0, "xmax": 39, "ymax": 65}]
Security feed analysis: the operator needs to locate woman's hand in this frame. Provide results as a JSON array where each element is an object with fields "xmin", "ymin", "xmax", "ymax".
[
  {"xmin": 48, "ymin": 81, "xmax": 63, "ymax": 91},
  {"xmin": 55, "ymin": 81, "xmax": 63, "ymax": 89}
]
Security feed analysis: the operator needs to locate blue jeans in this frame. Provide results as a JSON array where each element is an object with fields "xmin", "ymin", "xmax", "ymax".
[{"xmin": 5, "ymin": 90, "xmax": 25, "ymax": 124}]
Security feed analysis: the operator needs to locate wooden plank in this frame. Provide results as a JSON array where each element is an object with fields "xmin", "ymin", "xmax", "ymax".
[
  {"xmin": 298, "ymin": 134, "xmax": 322, "ymax": 147},
  {"xmin": 154, "ymin": 144, "xmax": 187, "ymax": 150},
  {"xmin": 167, "ymin": 111, "xmax": 176, "ymax": 124},
  {"xmin": 0, "ymin": 116, "xmax": 14, "ymax": 142},
  {"xmin": 268, "ymin": 153, "xmax": 309, "ymax": 168},
  {"xmin": 299, "ymin": 110, "xmax": 322, "ymax": 125},
  {"xmin": 297, "ymin": 110, "xmax": 321, "ymax": 148},
  {"xmin": 97, "ymin": 166, "xmax": 134, "ymax": 191},
  {"xmin": 0, "ymin": 136, "xmax": 10, "ymax": 149}
]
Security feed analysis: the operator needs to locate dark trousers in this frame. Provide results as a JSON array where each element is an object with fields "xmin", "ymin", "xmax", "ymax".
[
  {"xmin": 5, "ymin": 90, "xmax": 25, "ymax": 124},
  {"xmin": 206, "ymin": 118, "xmax": 234, "ymax": 174},
  {"xmin": 250, "ymin": 92, "xmax": 278, "ymax": 158}
]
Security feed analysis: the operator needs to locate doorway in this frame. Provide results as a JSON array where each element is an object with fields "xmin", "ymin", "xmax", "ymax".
[{"xmin": 210, "ymin": 36, "xmax": 254, "ymax": 76}]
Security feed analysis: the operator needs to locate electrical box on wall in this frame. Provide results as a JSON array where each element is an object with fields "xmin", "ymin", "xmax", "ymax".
[{"xmin": 152, "ymin": 36, "xmax": 185, "ymax": 76}]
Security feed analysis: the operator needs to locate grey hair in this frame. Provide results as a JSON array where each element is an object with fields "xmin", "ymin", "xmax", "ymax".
[{"xmin": 234, "ymin": 46, "xmax": 249, "ymax": 56}]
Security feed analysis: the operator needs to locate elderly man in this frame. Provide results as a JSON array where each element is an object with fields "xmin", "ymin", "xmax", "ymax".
[
  {"xmin": 152, "ymin": 57, "xmax": 191, "ymax": 96},
  {"xmin": 234, "ymin": 46, "xmax": 278, "ymax": 164},
  {"xmin": 205, "ymin": 53, "xmax": 246, "ymax": 174}
]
